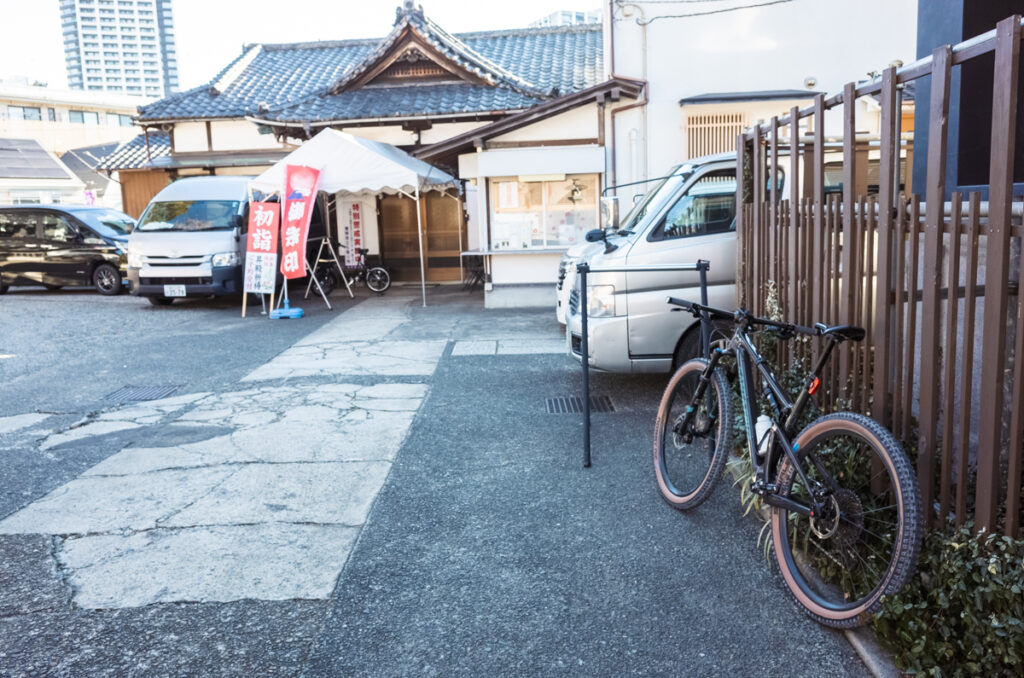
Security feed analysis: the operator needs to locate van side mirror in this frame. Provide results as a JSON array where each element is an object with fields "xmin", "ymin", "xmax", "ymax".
[
  {"xmin": 585, "ymin": 228, "xmax": 618, "ymax": 254},
  {"xmin": 230, "ymin": 214, "xmax": 243, "ymax": 241},
  {"xmin": 600, "ymin": 196, "xmax": 619, "ymax": 231}
]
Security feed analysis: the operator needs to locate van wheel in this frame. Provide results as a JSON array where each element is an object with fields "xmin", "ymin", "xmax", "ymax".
[
  {"xmin": 148, "ymin": 296, "xmax": 173, "ymax": 306},
  {"xmin": 0, "ymin": 280, "xmax": 7, "ymax": 294},
  {"xmin": 93, "ymin": 263, "xmax": 122, "ymax": 296}
]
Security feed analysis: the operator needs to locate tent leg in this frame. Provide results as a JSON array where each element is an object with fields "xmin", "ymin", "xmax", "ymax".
[
  {"xmin": 326, "ymin": 239, "xmax": 354, "ymax": 298},
  {"xmin": 306, "ymin": 259, "xmax": 332, "ymax": 310},
  {"xmin": 304, "ymin": 238, "xmax": 328, "ymax": 299},
  {"xmin": 416, "ymin": 186, "xmax": 426, "ymax": 307}
]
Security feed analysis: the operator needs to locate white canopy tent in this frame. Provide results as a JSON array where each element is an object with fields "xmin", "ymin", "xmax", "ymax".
[{"xmin": 249, "ymin": 128, "xmax": 458, "ymax": 306}]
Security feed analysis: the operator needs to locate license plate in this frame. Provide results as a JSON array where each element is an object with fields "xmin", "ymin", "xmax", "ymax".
[{"xmin": 163, "ymin": 284, "xmax": 186, "ymax": 297}]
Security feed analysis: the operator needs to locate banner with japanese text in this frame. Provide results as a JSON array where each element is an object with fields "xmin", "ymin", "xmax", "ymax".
[
  {"xmin": 280, "ymin": 164, "xmax": 320, "ymax": 279},
  {"xmin": 342, "ymin": 200, "xmax": 363, "ymax": 266},
  {"xmin": 244, "ymin": 202, "xmax": 280, "ymax": 294}
]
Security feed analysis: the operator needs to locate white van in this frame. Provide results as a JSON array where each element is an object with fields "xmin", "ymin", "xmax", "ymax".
[
  {"xmin": 565, "ymin": 153, "xmax": 749, "ymax": 372},
  {"xmin": 555, "ymin": 165, "xmax": 687, "ymax": 324},
  {"xmin": 127, "ymin": 176, "xmax": 250, "ymax": 306}
]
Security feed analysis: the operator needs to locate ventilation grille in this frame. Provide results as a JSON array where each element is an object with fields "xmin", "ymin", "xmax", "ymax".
[
  {"xmin": 106, "ymin": 385, "xmax": 179, "ymax": 403},
  {"xmin": 685, "ymin": 112, "xmax": 748, "ymax": 159},
  {"xmin": 545, "ymin": 395, "xmax": 615, "ymax": 414}
]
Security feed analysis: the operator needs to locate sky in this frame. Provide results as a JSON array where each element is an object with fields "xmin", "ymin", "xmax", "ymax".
[{"xmin": 0, "ymin": 0, "xmax": 603, "ymax": 94}]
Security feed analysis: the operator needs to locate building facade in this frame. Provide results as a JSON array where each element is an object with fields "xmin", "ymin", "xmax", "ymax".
[
  {"xmin": 607, "ymin": 0, "xmax": 918, "ymax": 198},
  {"xmin": 0, "ymin": 81, "xmax": 140, "ymax": 153},
  {"xmin": 101, "ymin": 3, "xmax": 640, "ymax": 306},
  {"xmin": 61, "ymin": 0, "xmax": 179, "ymax": 98}
]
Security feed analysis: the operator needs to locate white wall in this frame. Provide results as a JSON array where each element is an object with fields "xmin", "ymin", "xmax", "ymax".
[
  {"xmin": 173, "ymin": 121, "xmax": 208, "ymax": 152},
  {"xmin": 490, "ymin": 252, "xmax": 562, "ymax": 284},
  {"xmin": 491, "ymin": 104, "xmax": 599, "ymax": 142},
  {"xmin": 609, "ymin": 0, "xmax": 918, "ymax": 186},
  {"xmin": 213, "ymin": 120, "xmax": 286, "ymax": 151}
]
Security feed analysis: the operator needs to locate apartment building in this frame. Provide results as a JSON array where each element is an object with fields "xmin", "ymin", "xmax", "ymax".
[
  {"xmin": 0, "ymin": 81, "xmax": 140, "ymax": 154},
  {"xmin": 61, "ymin": 0, "xmax": 179, "ymax": 98}
]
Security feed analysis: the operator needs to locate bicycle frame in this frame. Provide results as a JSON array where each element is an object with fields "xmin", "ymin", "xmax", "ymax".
[{"xmin": 688, "ymin": 319, "xmax": 844, "ymax": 519}]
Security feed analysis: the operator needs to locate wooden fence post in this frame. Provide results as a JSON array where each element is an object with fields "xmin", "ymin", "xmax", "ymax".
[
  {"xmin": 977, "ymin": 15, "xmax": 1021, "ymax": 534},
  {"xmin": 918, "ymin": 44, "xmax": 953, "ymax": 526},
  {"xmin": 873, "ymin": 66, "xmax": 898, "ymax": 428},
  {"xmin": 840, "ymin": 83, "xmax": 857, "ymax": 401}
]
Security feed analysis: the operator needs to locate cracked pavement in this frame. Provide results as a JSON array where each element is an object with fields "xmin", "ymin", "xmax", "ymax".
[{"xmin": 0, "ymin": 289, "xmax": 867, "ymax": 676}]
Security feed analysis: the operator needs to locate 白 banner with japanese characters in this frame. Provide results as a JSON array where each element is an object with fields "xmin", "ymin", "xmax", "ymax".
[
  {"xmin": 342, "ymin": 201, "xmax": 363, "ymax": 266},
  {"xmin": 280, "ymin": 164, "xmax": 320, "ymax": 279},
  {"xmin": 244, "ymin": 201, "xmax": 279, "ymax": 294}
]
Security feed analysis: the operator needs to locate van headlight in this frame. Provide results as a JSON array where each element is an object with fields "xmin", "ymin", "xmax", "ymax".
[
  {"xmin": 127, "ymin": 252, "xmax": 143, "ymax": 268},
  {"xmin": 587, "ymin": 285, "xmax": 616, "ymax": 317},
  {"xmin": 211, "ymin": 252, "xmax": 239, "ymax": 267}
]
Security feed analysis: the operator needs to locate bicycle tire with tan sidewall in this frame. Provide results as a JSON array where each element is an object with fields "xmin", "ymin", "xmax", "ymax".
[
  {"xmin": 770, "ymin": 412, "xmax": 923, "ymax": 628},
  {"xmin": 653, "ymin": 358, "xmax": 733, "ymax": 510}
]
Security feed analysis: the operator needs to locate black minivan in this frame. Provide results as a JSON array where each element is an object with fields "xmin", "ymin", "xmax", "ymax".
[{"xmin": 0, "ymin": 205, "xmax": 133, "ymax": 295}]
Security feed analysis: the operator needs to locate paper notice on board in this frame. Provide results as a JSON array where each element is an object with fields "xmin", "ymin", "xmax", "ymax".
[{"xmin": 498, "ymin": 182, "xmax": 519, "ymax": 209}]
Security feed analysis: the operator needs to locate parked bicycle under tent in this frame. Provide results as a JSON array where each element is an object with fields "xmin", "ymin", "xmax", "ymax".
[{"xmin": 248, "ymin": 128, "xmax": 459, "ymax": 307}]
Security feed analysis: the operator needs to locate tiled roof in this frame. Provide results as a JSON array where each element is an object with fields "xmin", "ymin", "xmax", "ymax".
[
  {"xmin": 136, "ymin": 6, "xmax": 602, "ymax": 123},
  {"xmin": 96, "ymin": 131, "xmax": 170, "ymax": 171},
  {"xmin": 262, "ymin": 84, "xmax": 546, "ymax": 123}
]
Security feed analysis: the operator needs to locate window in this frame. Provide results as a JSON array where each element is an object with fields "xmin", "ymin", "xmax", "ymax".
[
  {"xmin": 69, "ymin": 110, "xmax": 100, "ymax": 125},
  {"xmin": 649, "ymin": 170, "xmax": 737, "ymax": 241},
  {"xmin": 7, "ymin": 106, "xmax": 43, "ymax": 121},
  {"xmin": 47, "ymin": 108, "xmax": 56, "ymax": 122},
  {"xmin": 488, "ymin": 174, "xmax": 599, "ymax": 249},
  {"xmin": 42, "ymin": 214, "xmax": 75, "ymax": 243},
  {"xmin": 0, "ymin": 213, "xmax": 37, "ymax": 239}
]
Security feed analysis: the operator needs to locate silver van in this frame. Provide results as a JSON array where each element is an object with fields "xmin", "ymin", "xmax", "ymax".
[
  {"xmin": 127, "ymin": 176, "xmax": 250, "ymax": 306},
  {"xmin": 565, "ymin": 153, "xmax": 747, "ymax": 373}
]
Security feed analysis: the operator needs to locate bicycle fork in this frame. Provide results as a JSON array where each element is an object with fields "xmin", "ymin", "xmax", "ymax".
[{"xmin": 673, "ymin": 349, "xmax": 727, "ymax": 444}]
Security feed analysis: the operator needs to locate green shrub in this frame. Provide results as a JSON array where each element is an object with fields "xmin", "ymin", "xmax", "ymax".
[{"xmin": 872, "ymin": 524, "xmax": 1024, "ymax": 677}]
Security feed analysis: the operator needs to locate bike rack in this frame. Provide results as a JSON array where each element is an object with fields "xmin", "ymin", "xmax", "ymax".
[{"xmin": 576, "ymin": 260, "xmax": 711, "ymax": 468}]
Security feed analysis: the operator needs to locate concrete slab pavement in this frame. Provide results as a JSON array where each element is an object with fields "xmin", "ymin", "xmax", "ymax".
[{"xmin": 0, "ymin": 288, "xmax": 872, "ymax": 675}]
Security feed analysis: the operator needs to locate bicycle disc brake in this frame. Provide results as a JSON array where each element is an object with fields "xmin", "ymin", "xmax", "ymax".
[{"xmin": 809, "ymin": 489, "xmax": 865, "ymax": 569}]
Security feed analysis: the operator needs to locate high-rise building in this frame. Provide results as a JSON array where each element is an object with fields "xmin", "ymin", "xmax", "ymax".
[
  {"xmin": 528, "ymin": 9, "xmax": 601, "ymax": 28},
  {"xmin": 60, "ymin": 0, "xmax": 179, "ymax": 98}
]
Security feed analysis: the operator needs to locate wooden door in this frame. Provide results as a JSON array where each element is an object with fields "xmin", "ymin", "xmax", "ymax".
[{"xmin": 379, "ymin": 193, "xmax": 465, "ymax": 283}]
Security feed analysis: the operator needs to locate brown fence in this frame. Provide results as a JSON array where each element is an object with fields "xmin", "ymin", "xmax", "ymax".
[{"xmin": 736, "ymin": 15, "xmax": 1024, "ymax": 537}]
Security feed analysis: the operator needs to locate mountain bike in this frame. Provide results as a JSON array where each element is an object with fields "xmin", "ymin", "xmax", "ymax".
[
  {"xmin": 654, "ymin": 298, "xmax": 923, "ymax": 628},
  {"xmin": 314, "ymin": 247, "xmax": 391, "ymax": 295}
]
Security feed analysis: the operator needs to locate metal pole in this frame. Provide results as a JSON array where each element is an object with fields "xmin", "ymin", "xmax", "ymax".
[
  {"xmin": 579, "ymin": 263, "xmax": 591, "ymax": 468},
  {"xmin": 415, "ymin": 186, "xmax": 427, "ymax": 307},
  {"xmin": 698, "ymin": 259, "xmax": 710, "ymax": 358}
]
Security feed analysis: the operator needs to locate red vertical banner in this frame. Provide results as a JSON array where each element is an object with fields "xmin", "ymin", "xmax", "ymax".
[{"xmin": 280, "ymin": 164, "xmax": 320, "ymax": 279}]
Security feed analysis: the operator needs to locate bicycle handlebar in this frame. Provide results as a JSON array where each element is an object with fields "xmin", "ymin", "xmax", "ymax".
[{"xmin": 666, "ymin": 297, "xmax": 822, "ymax": 338}]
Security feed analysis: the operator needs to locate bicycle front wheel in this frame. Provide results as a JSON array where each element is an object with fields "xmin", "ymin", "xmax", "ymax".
[
  {"xmin": 770, "ymin": 412, "xmax": 923, "ymax": 628},
  {"xmin": 653, "ymin": 358, "xmax": 733, "ymax": 510},
  {"xmin": 366, "ymin": 267, "xmax": 390, "ymax": 293}
]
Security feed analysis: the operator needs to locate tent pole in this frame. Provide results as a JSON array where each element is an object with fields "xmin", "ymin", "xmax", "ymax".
[{"xmin": 416, "ymin": 186, "xmax": 426, "ymax": 307}]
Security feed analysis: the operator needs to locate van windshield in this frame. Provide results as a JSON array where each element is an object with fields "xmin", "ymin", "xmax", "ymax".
[
  {"xmin": 68, "ymin": 208, "xmax": 135, "ymax": 238},
  {"xmin": 137, "ymin": 200, "xmax": 241, "ymax": 232},
  {"xmin": 617, "ymin": 171, "xmax": 689, "ymax": 239}
]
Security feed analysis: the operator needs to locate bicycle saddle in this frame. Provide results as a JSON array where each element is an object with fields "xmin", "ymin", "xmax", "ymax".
[{"xmin": 815, "ymin": 324, "xmax": 866, "ymax": 342}]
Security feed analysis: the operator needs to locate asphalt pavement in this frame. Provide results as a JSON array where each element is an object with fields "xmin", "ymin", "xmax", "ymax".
[{"xmin": 0, "ymin": 285, "xmax": 867, "ymax": 676}]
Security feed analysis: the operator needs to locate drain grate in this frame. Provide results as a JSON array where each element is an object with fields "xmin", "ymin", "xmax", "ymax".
[
  {"xmin": 545, "ymin": 395, "xmax": 615, "ymax": 414},
  {"xmin": 105, "ymin": 385, "xmax": 180, "ymax": 403}
]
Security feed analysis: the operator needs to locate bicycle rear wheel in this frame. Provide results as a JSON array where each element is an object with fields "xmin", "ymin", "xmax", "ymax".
[
  {"xmin": 653, "ymin": 358, "xmax": 733, "ymax": 510},
  {"xmin": 366, "ymin": 267, "xmax": 390, "ymax": 293},
  {"xmin": 770, "ymin": 412, "xmax": 923, "ymax": 627}
]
